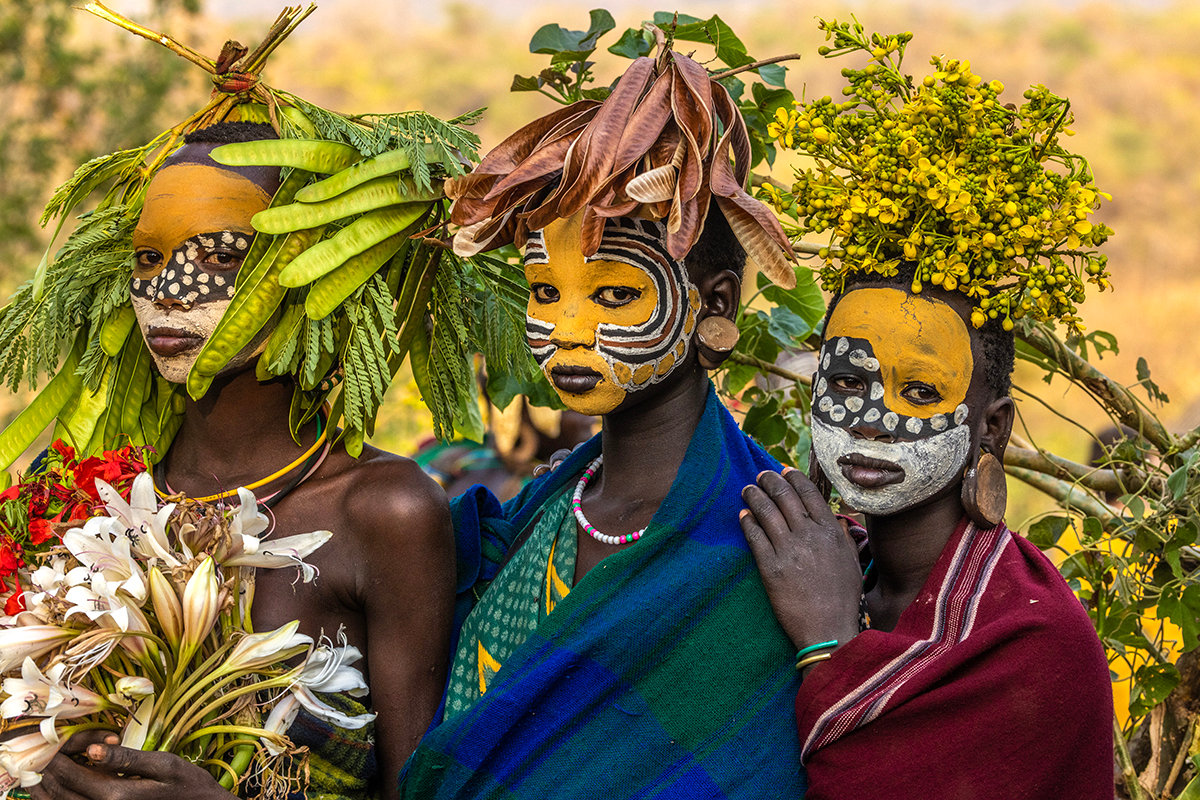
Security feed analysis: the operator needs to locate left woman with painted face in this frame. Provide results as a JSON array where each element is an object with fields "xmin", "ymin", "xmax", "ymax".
[
  {"xmin": 400, "ymin": 45, "xmax": 808, "ymax": 800},
  {"xmin": 32, "ymin": 125, "xmax": 454, "ymax": 800},
  {"xmin": 739, "ymin": 272, "xmax": 1113, "ymax": 799}
]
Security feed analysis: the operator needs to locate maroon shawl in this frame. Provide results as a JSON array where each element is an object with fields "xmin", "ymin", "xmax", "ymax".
[{"xmin": 796, "ymin": 519, "xmax": 1114, "ymax": 799}]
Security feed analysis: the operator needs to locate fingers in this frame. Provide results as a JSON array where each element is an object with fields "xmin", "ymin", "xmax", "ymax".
[
  {"xmin": 739, "ymin": 508, "xmax": 776, "ymax": 561},
  {"xmin": 57, "ymin": 730, "xmax": 119, "ymax": 757},
  {"xmin": 82, "ymin": 744, "xmax": 179, "ymax": 783},
  {"xmin": 30, "ymin": 770, "xmax": 91, "ymax": 800},
  {"xmin": 741, "ymin": 480, "xmax": 789, "ymax": 546},
  {"xmin": 782, "ymin": 467, "xmax": 840, "ymax": 528},
  {"xmin": 38, "ymin": 752, "xmax": 110, "ymax": 800}
]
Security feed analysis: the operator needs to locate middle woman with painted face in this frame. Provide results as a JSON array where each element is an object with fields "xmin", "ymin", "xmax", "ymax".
[{"xmin": 399, "ymin": 47, "xmax": 809, "ymax": 800}]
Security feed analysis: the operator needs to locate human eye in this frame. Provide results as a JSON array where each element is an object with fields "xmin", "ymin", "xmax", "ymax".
[
  {"xmin": 531, "ymin": 284, "xmax": 560, "ymax": 303},
  {"xmin": 593, "ymin": 286, "xmax": 641, "ymax": 307},
  {"xmin": 901, "ymin": 382, "xmax": 943, "ymax": 404},
  {"xmin": 134, "ymin": 249, "xmax": 163, "ymax": 273},
  {"xmin": 829, "ymin": 374, "xmax": 866, "ymax": 394},
  {"xmin": 202, "ymin": 250, "xmax": 243, "ymax": 269}
]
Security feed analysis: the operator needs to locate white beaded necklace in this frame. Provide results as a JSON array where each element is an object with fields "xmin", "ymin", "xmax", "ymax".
[{"xmin": 572, "ymin": 456, "xmax": 645, "ymax": 546}]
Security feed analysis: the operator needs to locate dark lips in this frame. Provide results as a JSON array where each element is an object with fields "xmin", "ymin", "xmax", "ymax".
[
  {"xmin": 550, "ymin": 365, "xmax": 601, "ymax": 395},
  {"xmin": 146, "ymin": 327, "xmax": 203, "ymax": 357},
  {"xmin": 838, "ymin": 452, "xmax": 905, "ymax": 488}
]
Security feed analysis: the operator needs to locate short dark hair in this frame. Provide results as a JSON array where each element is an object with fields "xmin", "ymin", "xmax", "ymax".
[
  {"xmin": 183, "ymin": 121, "xmax": 278, "ymax": 146},
  {"xmin": 824, "ymin": 263, "xmax": 1015, "ymax": 399},
  {"xmin": 685, "ymin": 205, "xmax": 746, "ymax": 281}
]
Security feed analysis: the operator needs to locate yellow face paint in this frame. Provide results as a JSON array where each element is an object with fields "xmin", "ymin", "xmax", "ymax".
[
  {"xmin": 824, "ymin": 287, "xmax": 973, "ymax": 418},
  {"xmin": 524, "ymin": 212, "xmax": 699, "ymax": 416},
  {"xmin": 132, "ymin": 164, "xmax": 270, "ymax": 280}
]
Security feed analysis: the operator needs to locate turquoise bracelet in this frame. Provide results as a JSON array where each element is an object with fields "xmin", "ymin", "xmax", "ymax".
[{"xmin": 795, "ymin": 640, "xmax": 839, "ymax": 661}]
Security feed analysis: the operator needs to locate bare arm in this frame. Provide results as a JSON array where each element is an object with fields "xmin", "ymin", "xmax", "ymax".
[{"xmin": 352, "ymin": 463, "xmax": 455, "ymax": 800}]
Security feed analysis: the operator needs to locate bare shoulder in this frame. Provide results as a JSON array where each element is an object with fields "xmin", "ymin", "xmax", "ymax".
[{"xmin": 316, "ymin": 442, "xmax": 451, "ymax": 550}]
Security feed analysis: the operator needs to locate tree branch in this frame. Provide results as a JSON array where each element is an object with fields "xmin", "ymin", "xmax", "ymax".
[
  {"xmin": 711, "ymin": 54, "xmax": 802, "ymax": 81},
  {"xmin": 727, "ymin": 353, "xmax": 812, "ymax": 386},
  {"xmin": 1003, "ymin": 464, "xmax": 1119, "ymax": 527}
]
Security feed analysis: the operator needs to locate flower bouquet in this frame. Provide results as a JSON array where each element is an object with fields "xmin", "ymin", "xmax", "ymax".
[{"xmin": 0, "ymin": 451, "xmax": 371, "ymax": 798}]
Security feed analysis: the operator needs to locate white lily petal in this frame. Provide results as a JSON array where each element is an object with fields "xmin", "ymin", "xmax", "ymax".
[
  {"xmin": 292, "ymin": 685, "xmax": 376, "ymax": 730},
  {"xmin": 262, "ymin": 694, "xmax": 301, "ymax": 756},
  {"xmin": 223, "ymin": 531, "xmax": 332, "ymax": 571},
  {"xmin": 121, "ymin": 696, "xmax": 154, "ymax": 749},
  {"xmin": 95, "ymin": 478, "xmax": 134, "ymax": 525}
]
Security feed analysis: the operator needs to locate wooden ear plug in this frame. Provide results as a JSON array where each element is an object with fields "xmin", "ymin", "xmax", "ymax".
[
  {"xmin": 961, "ymin": 451, "xmax": 1007, "ymax": 527},
  {"xmin": 695, "ymin": 316, "xmax": 740, "ymax": 370}
]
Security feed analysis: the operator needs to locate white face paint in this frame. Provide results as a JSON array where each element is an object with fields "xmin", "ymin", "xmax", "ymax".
[
  {"xmin": 811, "ymin": 417, "xmax": 972, "ymax": 515},
  {"xmin": 811, "ymin": 287, "xmax": 979, "ymax": 516}
]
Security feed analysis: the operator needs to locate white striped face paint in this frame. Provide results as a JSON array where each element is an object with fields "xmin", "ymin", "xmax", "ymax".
[{"xmin": 524, "ymin": 213, "xmax": 700, "ymax": 415}]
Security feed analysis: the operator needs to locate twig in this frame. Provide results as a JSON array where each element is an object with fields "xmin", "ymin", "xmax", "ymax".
[
  {"xmin": 1003, "ymin": 465, "xmax": 1119, "ymax": 527},
  {"xmin": 1115, "ymin": 715, "xmax": 1152, "ymax": 800},
  {"xmin": 82, "ymin": 2, "xmax": 216, "ymax": 74},
  {"xmin": 1004, "ymin": 446, "xmax": 1124, "ymax": 496},
  {"xmin": 727, "ymin": 353, "xmax": 812, "ymax": 386},
  {"xmin": 711, "ymin": 53, "xmax": 802, "ymax": 81},
  {"xmin": 1017, "ymin": 321, "xmax": 1174, "ymax": 455},
  {"xmin": 1163, "ymin": 714, "xmax": 1196, "ymax": 794}
]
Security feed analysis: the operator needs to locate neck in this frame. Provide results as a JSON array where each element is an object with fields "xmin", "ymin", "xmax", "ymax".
[
  {"xmin": 864, "ymin": 489, "xmax": 965, "ymax": 601},
  {"xmin": 593, "ymin": 365, "xmax": 709, "ymax": 503},
  {"xmin": 163, "ymin": 368, "xmax": 316, "ymax": 493}
]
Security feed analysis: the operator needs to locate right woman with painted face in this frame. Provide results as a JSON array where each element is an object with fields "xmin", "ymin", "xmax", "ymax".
[
  {"xmin": 399, "ymin": 42, "xmax": 808, "ymax": 799},
  {"xmin": 739, "ymin": 268, "xmax": 1114, "ymax": 799}
]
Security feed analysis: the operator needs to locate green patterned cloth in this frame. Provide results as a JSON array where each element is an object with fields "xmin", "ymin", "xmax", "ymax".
[
  {"xmin": 445, "ymin": 487, "xmax": 576, "ymax": 716},
  {"xmin": 288, "ymin": 692, "xmax": 377, "ymax": 800}
]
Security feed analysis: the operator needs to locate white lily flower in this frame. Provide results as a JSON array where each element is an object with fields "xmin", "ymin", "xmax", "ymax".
[
  {"xmin": 287, "ymin": 635, "xmax": 374, "ymax": 730},
  {"xmin": 0, "ymin": 659, "xmax": 106, "ymax": 744},
  {"xmin": 0, "ymin": 626, "xmax": 76, "ymax": 673},
  {"xmin": 109, "ymin": 676, "xmax": 155, "ymax": 708},
  {"xmin": 222, "ymin": 531, "xmax": 332, "ymax": 582},
  {"xmin": 181, "ymin": 557, "xmax": 220, "ymax": 655},
  {"xmin": 95, "ymin": 474, "xmax": 180, "ymax": 567},
  {"xmin": 120, "ymin": 695, "xmax": 155, "ymax": 750},
  {"xmin": 261, "ymin": 694, "xmax": 301, "ymax": 756},
  {"xmin": 223, "ymin": 621, "xmax": 312, "ymax": 674},
  {"xmin": 0, "ymin": 730, "xmax": 62, "ymax": 789},
  {"xmin": 231, "ymin": 488, "xmax": 270, "ymax": 538},
  {"xmin": 61, "ymin": 516, "xmax": 148, "ymax": 605}
]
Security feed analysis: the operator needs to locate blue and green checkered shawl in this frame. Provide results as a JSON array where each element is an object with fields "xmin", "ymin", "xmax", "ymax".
[{"xmin": 401, "ymin": 384, "xmax": 807, "ymax": 799}]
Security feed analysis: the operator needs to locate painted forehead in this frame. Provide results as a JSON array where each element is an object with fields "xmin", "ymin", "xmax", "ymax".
[
  {"xmin": 525, "ymin": 215, "xmax": 681, "ymax": 275},
  {"xmin": 133, "ymin": 164, "xmax": 270, "ymax": 258},
  {"xmin": 814, "ymin": 287, "xmax": 974, "ymax": 439}
]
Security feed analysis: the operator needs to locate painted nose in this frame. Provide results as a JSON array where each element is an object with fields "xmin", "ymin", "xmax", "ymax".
[
  {"xmin": 548, "ymin": 306, "xmax": 596, "ymax": 349},
  {"xmin": 849, "ymin": 421, "xmax": 896, "ymax": 443},
  {"xmin": 153, "ymin": 280, "xmax": 194, "ymax": 311}
]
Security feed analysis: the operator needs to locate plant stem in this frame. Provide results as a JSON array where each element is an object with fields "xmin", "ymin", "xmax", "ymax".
[
  {"xmin": 711, "ymin": 53, "xmax": 803, "ymax": 80},
  {"xmin": 1115, "ymin": 715, "xmax": 1151, "ymax": 800},
  {"xmin": 728, "ymin": 353, "xmax": 812, "ymax": 386},
  {"xmin": 1003, "ymin": 464, "xmax": 1118, "ymax": 526},
  {"xmin": 82, "ymin": 2, "xmax": 216, "ymax": 74}
]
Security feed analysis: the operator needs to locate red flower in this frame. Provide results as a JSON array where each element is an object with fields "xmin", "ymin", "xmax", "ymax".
[
  {"xmin": 27, "ymin": 518, "xmax": 55, "ymax": 546},
  {"xmin": 3, "ymin": 575, "xmax": 25, "ymax": 615},
  {"xmin": 52, "ymin": 440, "xmax": 77, "ymax": 463},
  {"xmin": 0, "ymin": 485, "xmax": 19, "ymax": 503}
]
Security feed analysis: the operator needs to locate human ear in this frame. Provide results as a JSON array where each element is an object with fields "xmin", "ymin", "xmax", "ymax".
[
  {"xmin": 693, "ymin": 269, "xmax": 741, "ymax": 369},
  {"xmin": 978, "ymin": 396, "xmax": 1015, "ymax": 460}
]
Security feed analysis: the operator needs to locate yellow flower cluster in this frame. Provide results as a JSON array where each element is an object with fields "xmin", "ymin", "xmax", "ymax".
[{"xmin": 764, "ymin": 19, "xmax": 1112, "ymax": 334}]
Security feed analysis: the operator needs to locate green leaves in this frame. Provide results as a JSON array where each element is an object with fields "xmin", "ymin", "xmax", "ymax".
[{"xmin": 529, "ymin": 10, "xmax": 615, "ymax": 58}]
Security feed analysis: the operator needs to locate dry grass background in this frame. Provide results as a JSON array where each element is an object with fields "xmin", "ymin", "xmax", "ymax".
[{"xmin": 3, "ymin": 0, "xmax": 1197, "ymax": 529}]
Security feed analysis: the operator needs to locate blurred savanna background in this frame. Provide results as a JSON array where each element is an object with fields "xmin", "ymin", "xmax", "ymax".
[{"xmin": 2, "ymin": 0, "xmax": 1198, "ymax": 786}]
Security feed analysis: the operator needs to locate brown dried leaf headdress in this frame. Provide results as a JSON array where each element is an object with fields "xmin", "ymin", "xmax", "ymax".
[{"xmin": 447, "ymin": 35, "xmax": 798, "ymax": 289}]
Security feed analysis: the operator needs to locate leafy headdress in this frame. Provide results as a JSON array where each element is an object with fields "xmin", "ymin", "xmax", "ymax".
[
  {"xmin": 0, "ymin": 3, "xmax": 529, "ymax": 470},
  {"xmin": 446, "ymin": 25, "xmax": 798, "ymax": 288},
  {"xmin": 767, "ymin": 20, "xmax": 1113, "ymax": 335}
]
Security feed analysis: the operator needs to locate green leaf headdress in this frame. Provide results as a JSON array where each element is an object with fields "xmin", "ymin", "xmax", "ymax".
[{"xmin": 0, "ymin": 3, "xmax": 523, "ymax": 469}]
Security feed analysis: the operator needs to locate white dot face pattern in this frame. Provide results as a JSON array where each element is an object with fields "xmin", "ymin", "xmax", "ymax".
[
  {"xmin": 130, "ymin": 230, "xmax": 247, "ymax": 309},
  {"xmin": 808, "ymin": 332, "xmax": 977, "ymax": 516}
]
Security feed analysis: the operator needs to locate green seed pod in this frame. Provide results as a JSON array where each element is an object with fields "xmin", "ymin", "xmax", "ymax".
[
  {"xmin": 99, "ymin": 306, "xmax": 137, "ymax": 357},
  {"xmin": 295, "ymin": 147, "xmax": 432, "ymax": 203},
  {"xmin": 305, "ymin": 208, "xmax": 432, "ymax": 320},
  {"xmin": 279, "ymin": 201, "xmax": 433, "ymax": 287},
  {"xmin": 253, "ymin": 176, "xmax": 441, "ymax": 235},
  {"xmin": 210, "ymin": 138, "xmax": 362, "ymax": 174},
  {"xmin": 0, "ymin": 344, "xmax": 83, "ymax": 469}
]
